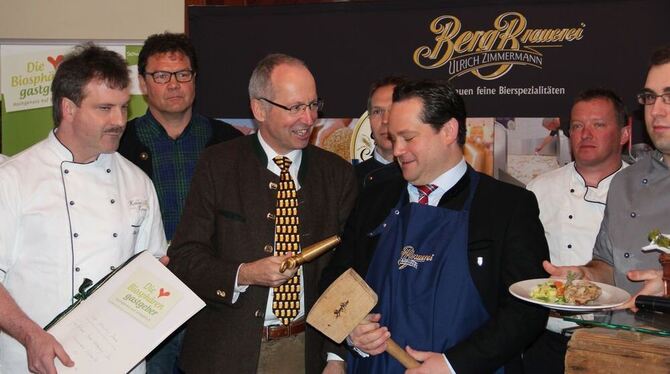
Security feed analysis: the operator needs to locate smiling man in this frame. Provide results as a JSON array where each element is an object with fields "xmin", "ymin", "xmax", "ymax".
[
  {"xmin": 320, "ymin": 79, "xmax": 548, "ymax": 373},
  {"xmin": 0, "ymin": 44, "xmax": 166, "ymax": 374},
  {"xmin": 524, "ymin": 89, "xmax": 629, "ymax": 374},
  {"xmin": 167, "ymin": 53, "xmax": 356, "ymax": 374}
]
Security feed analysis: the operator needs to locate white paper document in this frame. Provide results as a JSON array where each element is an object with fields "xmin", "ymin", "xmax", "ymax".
[{"xmin": 47, "ymin": 251, "xmax": 205, "ymax": 373}]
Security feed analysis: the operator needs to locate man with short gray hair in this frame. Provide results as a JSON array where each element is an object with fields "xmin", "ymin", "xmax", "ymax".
[{"xmin": 168, "ymin": 53, "xmax": 356, "ymax": 374}]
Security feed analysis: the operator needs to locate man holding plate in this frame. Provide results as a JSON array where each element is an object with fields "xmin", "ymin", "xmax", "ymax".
[{"xmin": 545, "ymin": 47, "xmax": 670, "ymax": 309}]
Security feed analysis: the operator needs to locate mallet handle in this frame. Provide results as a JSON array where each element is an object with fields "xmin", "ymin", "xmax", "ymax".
[{"xmin": 386, "ymin": 338, "xmax": 420, "ymax": 369}]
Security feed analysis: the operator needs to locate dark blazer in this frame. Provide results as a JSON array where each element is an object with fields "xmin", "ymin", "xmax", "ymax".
[
  {"xmin": 320, "ymin": 166, "xmax": 549, "ymax": 373},
  {"xmin": 354, "ymin": 157, "xmax": 400, "ymax": 190},
  {"xmin": 118, "ymin": 112, "xmax": 242, "ymax": 177},
  {"xmin": 168, "ymin": 134, "xmax": 357, "ymax": 374}
]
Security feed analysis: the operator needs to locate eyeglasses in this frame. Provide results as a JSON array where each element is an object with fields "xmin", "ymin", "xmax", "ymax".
[
  {"xmin": 258, "ymin": 97, "xmax": 324, "ymax": 115},
  {"xmin": 636, "ymin": 91, "xmax": 670, "ymax": 105},
  {"xmin": 144, "ymin": 70, "xmax": 195, "ymax": 84}
]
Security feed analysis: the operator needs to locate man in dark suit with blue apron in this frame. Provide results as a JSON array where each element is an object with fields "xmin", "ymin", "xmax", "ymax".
[{"xmin": 320, "ymin": 80, "xmax": 549, "ymax": 373}]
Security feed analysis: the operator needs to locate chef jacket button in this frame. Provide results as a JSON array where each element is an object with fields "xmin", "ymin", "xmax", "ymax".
[
  {"xmin": 73, "ymin": 233, "xmax": 79, "ymax": 238},
  {"xmin": 216, "ymin": 289, "xmax": 226, "ymax": 298},
  {"xmin": 106, "ymin": 168, "xmax": 111, "ymax": 173},
  {"xmin": 568, "ymin": 215, "xmax": 573, "ymax": 219},
  {"xmin": 269, "ymin": 182, "xmax": 278, "ymax": 190},
  {"xmin": 624, "ymin": 252, "xmax": 630, "ymax": 258},
  {"xmin": 570, "ymin": 188, "xmax": 575, "ymax": 193},
  {"xmin": 264, "ymin": 244, "xmax": 273, "ymax": 253},
  {"xmin": 567, "ymin": 244, "xmax": 572, "ymax": 249},
  {"xmin": 110, "ymin": 199, "xmax": 115, "ymax": 204},
  {"xmin": 69, "ymin": 201, "xmax": 75, "ymax": 206},
  {"xmin": 110, "ymin": 265, "xmax": 116, "ymax": 271},
  {"xmin": 113, "ymin": 233, "xmax": 118, "ymax": 238},
  {"xmin": 642, "ymin": 178, "xmax": 648, "ymax": 184},
  {"xmin": 64, "ymin": 169, "xmax": 69, "ymax": 174},
  {"xmin": 139, "ymin": 152, "xmax": 149, "ymax": 161},
  {"xmin": 266, "ymin": 212, "xmax": 275, "ymax": 220},
  {"xmin": 630, "ymin": 212, "xmax": 637, "ymax": 218},
  {"xmin": 75, "ymin": 267, "xmax": 80, "ymax": 272},
  {"xmin": 254, "ymin": 309, "xmax": 264, "ymax": 318}
]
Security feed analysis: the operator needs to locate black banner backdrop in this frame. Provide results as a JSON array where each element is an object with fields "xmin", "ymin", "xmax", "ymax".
[{"xmin": 189, "ymin": 0, "xmax": 668, "ymax": 144}]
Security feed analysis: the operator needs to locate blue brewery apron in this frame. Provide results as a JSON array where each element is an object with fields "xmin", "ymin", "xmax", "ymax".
[{"xmin": 349, "ymin": 171, "xmax": 498, "ymax": 373}]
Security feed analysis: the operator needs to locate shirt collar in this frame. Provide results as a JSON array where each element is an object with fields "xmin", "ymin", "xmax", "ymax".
[
  {"xmin": 372, "ymin": 148, "xmax": 393, "ymax": 165},
  {"xmin": 256, "ymin": 131, "xmax": 302, "ymax": 187},
  {"xmin": 407, "ymin": 157, "xmax": 467, "ymax": 204},
  {"xmin": 49, "ymin": 129, "xmax": 112, "ymax": 167}
]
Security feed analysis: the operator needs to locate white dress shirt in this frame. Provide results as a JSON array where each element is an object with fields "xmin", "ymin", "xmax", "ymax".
[
  {"xmin": 233, "ymin": 132, "xmax": 306, "ymax": 327},
  {"xmin": 0, "ymin": 130, "xmax": 167, "ymax": 373},
  {"xmin": 407, "ymin": 157, "xmax": 467, "ymax": 206}
]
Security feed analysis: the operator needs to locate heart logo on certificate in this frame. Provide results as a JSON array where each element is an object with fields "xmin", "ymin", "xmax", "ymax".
[{"xmin": 158, "ymin": 288, "xmax": 171, "ymax": 298}]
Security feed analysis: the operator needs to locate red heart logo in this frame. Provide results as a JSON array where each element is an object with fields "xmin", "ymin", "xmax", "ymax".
[
  {"xmin": 158, "ymin": 288, "xmax": 170, "ymax": 298},
  {"xmin": 47, "ymin": 55, "xmax": 64, "ymax": 69}
]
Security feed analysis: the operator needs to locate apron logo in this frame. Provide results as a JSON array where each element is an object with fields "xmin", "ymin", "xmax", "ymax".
[{"xmin": 398, "ymin": 246, "xmax": 435, "ymax": 270}]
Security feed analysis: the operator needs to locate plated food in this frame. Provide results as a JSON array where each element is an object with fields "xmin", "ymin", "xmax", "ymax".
[
  {"xmin": 530, "ymin": 279, "xmax": 602, "ymax": 305},
  {"xmin": 509, "ymin": 278, "xmax": 630, "ymax": 312}
]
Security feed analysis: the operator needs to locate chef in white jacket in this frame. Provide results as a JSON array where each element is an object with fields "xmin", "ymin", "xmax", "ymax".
[
  {"xmin": 0, "ymin": 44, "xmax": 167, "ymax": 374},
  {"xmin": 0, "ymin": 154, "xmax": 8, "ymax": 163}
]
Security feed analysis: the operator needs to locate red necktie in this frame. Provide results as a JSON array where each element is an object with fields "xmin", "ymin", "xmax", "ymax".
[{"xmin": 417, "ymin": 184, "xmax": 437, "ymax": 205}]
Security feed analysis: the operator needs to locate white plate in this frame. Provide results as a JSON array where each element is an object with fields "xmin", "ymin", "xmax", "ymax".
[{"xmin": 509, "ymin": 278, "xmax": 631, "ymax": 312}]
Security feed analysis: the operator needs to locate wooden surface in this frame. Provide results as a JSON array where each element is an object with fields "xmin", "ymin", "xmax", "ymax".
[{"xmin": 566, "ymin": 327, "xmax": 670, "ymax": 373}]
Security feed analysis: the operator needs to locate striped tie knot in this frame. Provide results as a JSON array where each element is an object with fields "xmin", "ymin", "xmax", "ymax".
[{"xmin": 417, "ymin": 184, "xmax": 437, "ymax": 205}]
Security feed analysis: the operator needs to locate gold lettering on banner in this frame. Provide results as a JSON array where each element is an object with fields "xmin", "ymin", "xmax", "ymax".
[{"xmin": 413, "ymin": 12, "xmax": 585, "ymax": 80}]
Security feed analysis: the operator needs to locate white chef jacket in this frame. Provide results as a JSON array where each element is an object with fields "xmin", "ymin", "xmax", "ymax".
[
  {"xmin": 0, "ymin": 154, "xmax": 8, "ymax": 164},
  {"xmin": 526, "ymin": 161, "xmax": 626, "ymax": 333},
  {"xmin": 0, "ymin": 130, "xmax": 167, "ymax": 373},
  {"xmin": 526, "ymin": 161, "xmax": 627, "ymax": 266}
]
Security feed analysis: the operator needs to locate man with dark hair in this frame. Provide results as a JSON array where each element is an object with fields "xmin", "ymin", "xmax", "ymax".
[
  {"xmin": 355, "ymin": 76, "xmax": 405, "ymax": 188},
  {"xmin": 320, "ymin": 79, "xmax": 548, "ymax": 373},
  {"xmin": 523, "ymin": 88, "xmax": 630, "ymax": 374},
  {"xmin": 119, "ymin": 33, "xmax": 241, "ymax": 372},
  {"xmin": 545, "ymin": 46, "xmax": 670, "ymax": 307},
  {"xmin": 0, "ymin": 44, "xmax": 166, "ymax": 374},
  {"xmin": 167, "ymin": 53, "xmax": 356, "ymax": 374},
  {"xmin": 120, "ymin": 32, "xmax": 241, "ymax": 240}
]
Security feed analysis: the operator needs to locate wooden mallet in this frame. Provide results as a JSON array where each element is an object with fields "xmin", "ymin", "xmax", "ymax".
[{"xmin": 307, "ymin": 268, "xmax": 420, "ymax": 369}]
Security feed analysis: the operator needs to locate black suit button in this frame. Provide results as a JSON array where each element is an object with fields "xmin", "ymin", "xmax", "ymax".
[{"xmin": 140, "ymin": 152, "xmax": 149, "ymax": 161}]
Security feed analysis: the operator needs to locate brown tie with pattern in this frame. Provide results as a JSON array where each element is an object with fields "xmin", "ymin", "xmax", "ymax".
[{"xmin": 272, "ymin": 156, "xmax": 301, "ymax": 325}]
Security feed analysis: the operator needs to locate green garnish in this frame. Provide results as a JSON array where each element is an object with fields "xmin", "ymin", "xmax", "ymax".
[{"xmin": 649, "ymin": 229, "xmax": 670, "ymax": 248}]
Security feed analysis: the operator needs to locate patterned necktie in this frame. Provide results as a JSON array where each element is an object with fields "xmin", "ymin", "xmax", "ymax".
[
  {"xmin": 417, "ymin": 184, "xmax": 437, "ymax": 205},
  {"xmin": 272, "ymin": 156, "xmax": 301, "ymax": 325}
]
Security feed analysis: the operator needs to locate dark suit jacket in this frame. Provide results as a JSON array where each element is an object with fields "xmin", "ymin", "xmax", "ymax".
[
  {"xmin": 354, "ymin": 157, "xmax": 400, "ymax": 190},
  {"xmin": 320, "ymin": 166, "xmax": 549, "ymax": 373},
  {"xmin": 168, "ymin": 134, "xmax": 357, "ymax": 374}
]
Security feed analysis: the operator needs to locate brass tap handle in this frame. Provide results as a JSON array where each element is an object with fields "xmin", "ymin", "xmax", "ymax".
[{"xmin": 279, "ymin": 235, "xmax": 341, "ymax": 273}]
